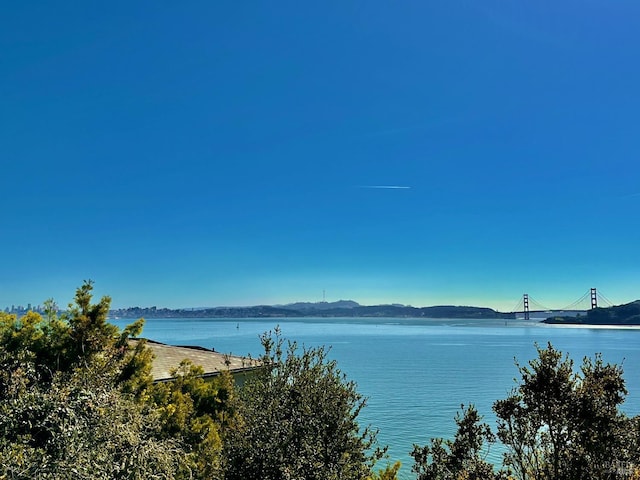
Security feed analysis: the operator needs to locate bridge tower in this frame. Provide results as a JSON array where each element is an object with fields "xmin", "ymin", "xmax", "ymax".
[
  {"xmin": 523, "ymin": 293, "xmax": 530, "ymax": 320},
  {"xmin": 590, "ymin": 288, "xmax": 598, "ymax": 309}
]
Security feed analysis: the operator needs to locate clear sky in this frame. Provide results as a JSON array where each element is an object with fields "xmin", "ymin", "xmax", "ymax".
[{"xmin": 2, "ymin": 1, "xmax": 639, "ymax": 312}]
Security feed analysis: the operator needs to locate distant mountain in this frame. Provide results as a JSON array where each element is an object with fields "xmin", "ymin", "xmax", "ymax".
[
  {"xmin": 280, "ymin": 300, "xmax": 361, "ymax": 311},
  {"xmin": 307, "ymin": 304, "xmax": 511, "ymax": 319},
  {"xmin": 110, "ymin": 302, "xmax": 512, "ymax": 319},
  {"xmin": 543, "ymin": 300, "xmax": 640, "ymax": 325},
  {"xmin": 273, "ymin": 301, "xmax": 509, "ymax": 319}
]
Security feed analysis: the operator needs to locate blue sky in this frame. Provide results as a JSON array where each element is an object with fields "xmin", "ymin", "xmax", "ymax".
[{"xmin": 2, "ymin": 1, "xmax": 639, "ymax": 311}]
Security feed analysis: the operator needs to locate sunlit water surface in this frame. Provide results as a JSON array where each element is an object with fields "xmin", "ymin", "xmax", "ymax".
[{"xmin": 112, "ymin": 317, "xmax": 640, "ymax": 479}]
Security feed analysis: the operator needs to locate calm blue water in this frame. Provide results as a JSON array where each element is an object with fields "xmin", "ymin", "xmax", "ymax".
[{"xmin": 112, "ymin": 317, "xmax": 640, "ymax": 479}]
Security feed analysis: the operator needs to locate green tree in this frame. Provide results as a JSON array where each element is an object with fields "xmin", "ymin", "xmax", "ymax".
[
  {"xmin": 0, "ymin": 353, "xmax": 186, "ymax": 480},
  {"xmin": 0, "ymin": 282, "xmax": 186, "ymax": 479},
  {"xmin": 149, "ymin": 360, "xmax": 238, "ymax": 480},
  {"xmin": 0, "ymin": 280, "xmax": 152, "ymax": 394},
  {"xmin": 411, "ymin": 404, "xmax": 509, "ymax": 480},
  {"xmin": 493, "ymin": 343, "xmax": 635, "ymax": 480},
  {"xmin": 367, "ymin": 461, "xmax": 402, "ymax": 480},
  {"xmin": 223, "ymin": 328, "xmax": 384, "ymax": 480},
  {"xmin": 0, "ymin": 282, "xmax": 257, "ymax": 480}
]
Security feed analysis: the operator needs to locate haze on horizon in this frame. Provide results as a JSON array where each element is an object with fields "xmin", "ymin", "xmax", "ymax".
[{"xmin": 1, "ymin": 2, "xmax": 639, "ymax": 313}]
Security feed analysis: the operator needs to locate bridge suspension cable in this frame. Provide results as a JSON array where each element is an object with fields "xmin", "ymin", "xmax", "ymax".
[
  {"xmin": 528, "ymin": 296, "xmax": 551, "ymax": 311},
  {"xmin": 597, "ymin": 290, "xmax": 614, "ymax": 308},
  {"xmin": 558, "ymin": 289, "xmax": 591, "ymax": 311},
  {"xmin": 508, "ymin": 297, "xmax": 524, "ymax": 314}
]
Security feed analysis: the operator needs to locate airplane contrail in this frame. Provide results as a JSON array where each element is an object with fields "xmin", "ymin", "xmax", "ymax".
[{"xmin": 357, "ymin": 185, "xmax": 411, "ymax": 190}]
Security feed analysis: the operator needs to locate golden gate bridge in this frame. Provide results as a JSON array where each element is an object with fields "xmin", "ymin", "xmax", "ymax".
[{"xmin": 509, "ymin": 288, "xmax": 615, "ymax": 320}]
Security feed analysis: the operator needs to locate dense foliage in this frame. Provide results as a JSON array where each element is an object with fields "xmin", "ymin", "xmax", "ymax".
[
  {"xmin": 0, "ymin": 283, "xmax": 387, "ymax": 480},
  {"xmin": 0, "ymin": 283, "xmax": 184, "ymax": 479},
  {"xmin": 412, "ymin": 343, "xmax": 640, "ymax": 480},
  {"xmin": 2, "ymin": 283, "xmax": 639, "ymax": 479},
  {"xmin": 0, "ymin": 362, "xmax": 186, "ymax": 479},
  {"xmin": 493, "ymin": 343, "xmax": 639, "ymax": 480},
  {"xmin": 149, "ymin": 360, "xmax": 237, "ymax": 479},
  {"xmin": 223, "ymin": 328, "xmax": 385, "ymax": 480},
  {"xmin": 411, "ymin": 405, "xmax": 509, "ymax": 480}
]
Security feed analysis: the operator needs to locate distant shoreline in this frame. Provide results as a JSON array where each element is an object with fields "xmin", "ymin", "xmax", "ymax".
[
  {"xmin": 543, "ymin": 323, "xmax": 640, "ymax": 330},
  {"xmin": 542, "ymin": 300, "xmax": 640, "ymax": 326},
  {"xmin": 108, "ymin": 298, "xmax": 640, "ymax": 327},
  {"xmin": 108, "ymin": 303, "xmax": 514, "ymax": 320},
  {"xmin": 109, "ymin": 315, "xmax": 640, "ymax": 330}
]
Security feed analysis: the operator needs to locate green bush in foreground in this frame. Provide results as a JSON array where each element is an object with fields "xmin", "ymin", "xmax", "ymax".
[
  {"xmin": 0, "ymin": 282, "xmax": 188, "ymax": 479},
  {"xmin": 411, "ymin": 404, "xmax": 510, "ymax": 480},
  {"xmin": 223, "ymin": 327, "xmax": 385, "ymax": 480},
  {"xmin": 413, "ymin": 343, "xmax": 640, "ymax": 480},
  {"xmin": 0, "ymin": 284, "xmax": 387, "ymax": 480},
  {"xmin": 3, "ymin": 283, "xmax": 639, "ymax": 480},
  {"xmin": 494, "ymin": 343, "xmax": 639, "ymax": 480},
  {"xmin": 0, "ymin": 361, "xmax": 186, "ymax": 480}
]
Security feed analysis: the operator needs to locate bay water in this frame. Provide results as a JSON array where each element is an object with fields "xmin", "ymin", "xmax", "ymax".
[{"xmin": 113, "ymin": 317, "xmax": 640, "ymax": 479}]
